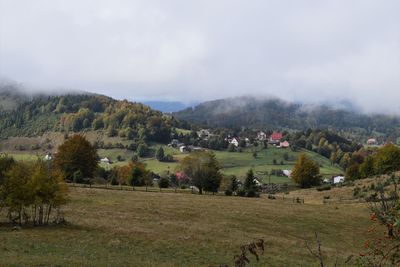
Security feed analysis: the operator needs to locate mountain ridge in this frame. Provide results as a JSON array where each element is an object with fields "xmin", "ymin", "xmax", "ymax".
[{"xmin": 173, "ymin": 96, "xmax": 400, "ymax": 140}]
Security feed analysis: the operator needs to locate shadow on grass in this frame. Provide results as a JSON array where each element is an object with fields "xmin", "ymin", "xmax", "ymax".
[{"xmin": 0, "ymin": 221, "xmax": 93, "ymax": 232}]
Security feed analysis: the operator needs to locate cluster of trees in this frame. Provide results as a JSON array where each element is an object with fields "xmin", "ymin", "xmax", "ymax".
[
  {"xmin": 345, "ymin": 144, "xmax": 400, "ymax": 180},
  {"xmin": 179, "ymin": 151, "xmax": 222, "ymax": 194},
  {"xmin": 107, "ymin": 161, "xmax": 153, "ymax": 188},
  {"xmin": 286, "ymin": 129, "xmax": 361, "ymax": 167},
  {"xmin": 0, "ymin": 155, "xmax": 68, "ymax": 225},
  {"xmin": 155, "ymin": 147, "xmax": 174, "ymax": 162}
]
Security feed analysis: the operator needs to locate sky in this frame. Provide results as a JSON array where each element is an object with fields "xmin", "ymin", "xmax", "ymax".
[{"xmin": 0, "ymin": 0, "xmax": 400, "ymax": 114}]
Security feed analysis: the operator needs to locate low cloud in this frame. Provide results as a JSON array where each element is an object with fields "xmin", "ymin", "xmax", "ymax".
[{"xmin": 1, "ymin": 0, "xmax": 400, "ymax": 114}]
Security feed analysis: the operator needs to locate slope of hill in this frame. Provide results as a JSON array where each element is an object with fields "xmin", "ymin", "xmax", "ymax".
[
  {"xmin": 0, "ymin": 90, "xmax": 183, "ymax": 143},
  {"xmin": 173, "ymin": 96, "xmax": 400, "ymax": 140}
]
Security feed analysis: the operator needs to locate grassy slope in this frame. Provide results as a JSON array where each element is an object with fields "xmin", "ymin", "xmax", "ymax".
[
  {"xmin": 138, "ymin": 146, "xmax": 342, "ymax": 184},
  {"xmin": 0, "ymin": 187, "xmax": 376, "ymax": 266}
]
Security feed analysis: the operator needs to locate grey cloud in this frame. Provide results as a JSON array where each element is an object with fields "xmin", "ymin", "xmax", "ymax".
[{"xmin": 0, "ymin": 0, "xmax": 400, "ymax": 113}]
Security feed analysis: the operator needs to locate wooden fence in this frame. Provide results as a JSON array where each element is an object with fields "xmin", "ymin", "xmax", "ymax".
[{"xmin": 68, "ymin": 183, "xmax": 305, "ymax": 203}]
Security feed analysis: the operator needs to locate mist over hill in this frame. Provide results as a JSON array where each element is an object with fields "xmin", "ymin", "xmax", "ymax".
[{"xmin": 173, "ymin": 96, "xmax": 400, "ymax": 137}]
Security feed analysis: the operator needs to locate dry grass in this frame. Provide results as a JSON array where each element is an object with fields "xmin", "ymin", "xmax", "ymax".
[
  {"xmin": 278, "ymin": 175, "xmax": 399, "ymax": 204},
  {"xmin": 0, "ymin": 187, "xmax": 379, "ymax": 266}
]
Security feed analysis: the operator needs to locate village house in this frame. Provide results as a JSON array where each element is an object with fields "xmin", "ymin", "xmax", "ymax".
[
  {"xmin": 100, "ymin": 157, "xmax": 112, "ymax": 164},
  {"xmin": 229, "ymin": 137, "xmax": 239, "ymax": 147},
  {"xmin": 168, "ymin": 139, "xmax": 180, "ymax": 147},
  {"xmin": 198, "ymin": 129, "xmax": 211, "ymax": 139},
  {"xmin": 366, "ymin": 138, "xmax": 377, "ymax": 146},
  {"xmin": 269, "ymin": 132, "xmax": 283, "ymax": 145},
  {"xmin": 256, "ymin": 131, "xmax": 267, "ymax": 141}
]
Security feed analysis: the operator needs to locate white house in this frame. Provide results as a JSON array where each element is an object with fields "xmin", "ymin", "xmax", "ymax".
[
  {"xmin": 256, "ymin": 131, "xmax": 267, "ymax": 141},
  {"xmin": 100, "ymin": 157, "xmax": 111, "ymax": 164},
  {"xmin": 333, "ymin": 176, "xmax": 345, "ymax": 184},
  {"xmin": 230, "ymin": 138, "xmax": 239, "ymax": 147}
]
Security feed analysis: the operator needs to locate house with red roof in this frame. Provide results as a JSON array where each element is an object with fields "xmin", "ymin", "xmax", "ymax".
[{"xmin": 269, "ymin": 132, "xmax": 283, "ymax": 145}]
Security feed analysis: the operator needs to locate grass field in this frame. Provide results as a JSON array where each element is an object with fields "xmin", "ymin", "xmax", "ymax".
[
  {"xmin": 0, "ymin": 187, "xmax": 377, "ymax": 266},
  {"xmin": 138, "ymin": 146, "xmax": 342, "ymax": 184},
  {"xmin": 1, "ymin": 140, "xmax": 343, "ymax": 184},
  {"xmin": 0, "ymin": 131, "xmax": 343, "ymax": 184}
]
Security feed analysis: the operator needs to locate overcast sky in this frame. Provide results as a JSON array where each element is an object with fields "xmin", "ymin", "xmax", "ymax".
[{"xmin": 1, "ymin": 0, "xmax": 400, "ymax": 113}]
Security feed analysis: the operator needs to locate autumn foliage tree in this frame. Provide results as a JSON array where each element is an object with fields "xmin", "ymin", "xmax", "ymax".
[
  {"xmin": 54, "ymin": 135, "xmax": 98, "ymax": 182},
  {"xmin": 373, "ymin": 143, "xmax": 400, "ymax": 175},
  {"xmin": 291, "ymin": 154, "xmax": 320, "ymax": 188}
]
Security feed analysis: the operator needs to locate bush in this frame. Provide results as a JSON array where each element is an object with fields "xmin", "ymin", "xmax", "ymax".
[
  {"xmin": 158, "ymin": 177, "xmax": 170, "ymax": 188},
  {"xmin": 268, "ymin": 194, "xmax": 276, "ymax": 199},
  {"xmin": 323, "ymin": 195, "xmax": 330, "ymax": 199},
  {"xmin": 237, "ymin": 189, "xmax": 246, "ymax": 197},
  {"xmin": 316, "ymin": 185, "xmax": 331, "ymax": 191},
  {"xmin": 353, "ymin": 186, "xmax": 361, "ymax": 197},
  {"xmin": 225, "ymin": 189, "xmax": 233, "ymax": 196},
  {"xmin": 370, "ymin": 183, "xmax": 375, "ymax": 190}
]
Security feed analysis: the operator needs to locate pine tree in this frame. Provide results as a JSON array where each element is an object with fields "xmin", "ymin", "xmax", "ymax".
[
  {"xmin": 156, "ymin": 147, "xmax": 165, "ymax": 162},
  {"xmin": 244, "ymin": 169, "xmax": 257, "ymax": 191}
]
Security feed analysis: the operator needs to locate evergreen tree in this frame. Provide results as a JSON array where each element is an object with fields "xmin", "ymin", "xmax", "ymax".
[
  {"xmin": 244, "ymin": 169, "xmax": 257, "ymax": 191},
  {"xmin": 156, "ymin": 147, "xmax": 165, "ymax": 162}
]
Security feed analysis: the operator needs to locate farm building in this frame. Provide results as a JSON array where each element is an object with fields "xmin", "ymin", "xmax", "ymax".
[
  {"xmin": 256, "ymin": 131, "xmax": 267, "ymax": 141},
  {"xmin": 366, "ymin": 138, "xmax": 377, "ymax": 145},
  {"xmin": 269, "ymin": 132, "xmax": 283, "ymax": 145}
]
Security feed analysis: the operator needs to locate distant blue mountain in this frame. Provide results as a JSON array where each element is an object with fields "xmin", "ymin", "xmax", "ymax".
[{"xmin": 143, "ymin": 101, "xmax": 190, "ymax": 113}]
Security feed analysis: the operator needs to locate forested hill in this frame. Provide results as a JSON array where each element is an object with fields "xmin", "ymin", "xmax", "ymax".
[
  {"xmin": 0, "ymin": 89, "xmax": 185, "ymax": 143},
  {"xmin": 173, "ymin": 97, "xmax": 400, "ymax": 137}
]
